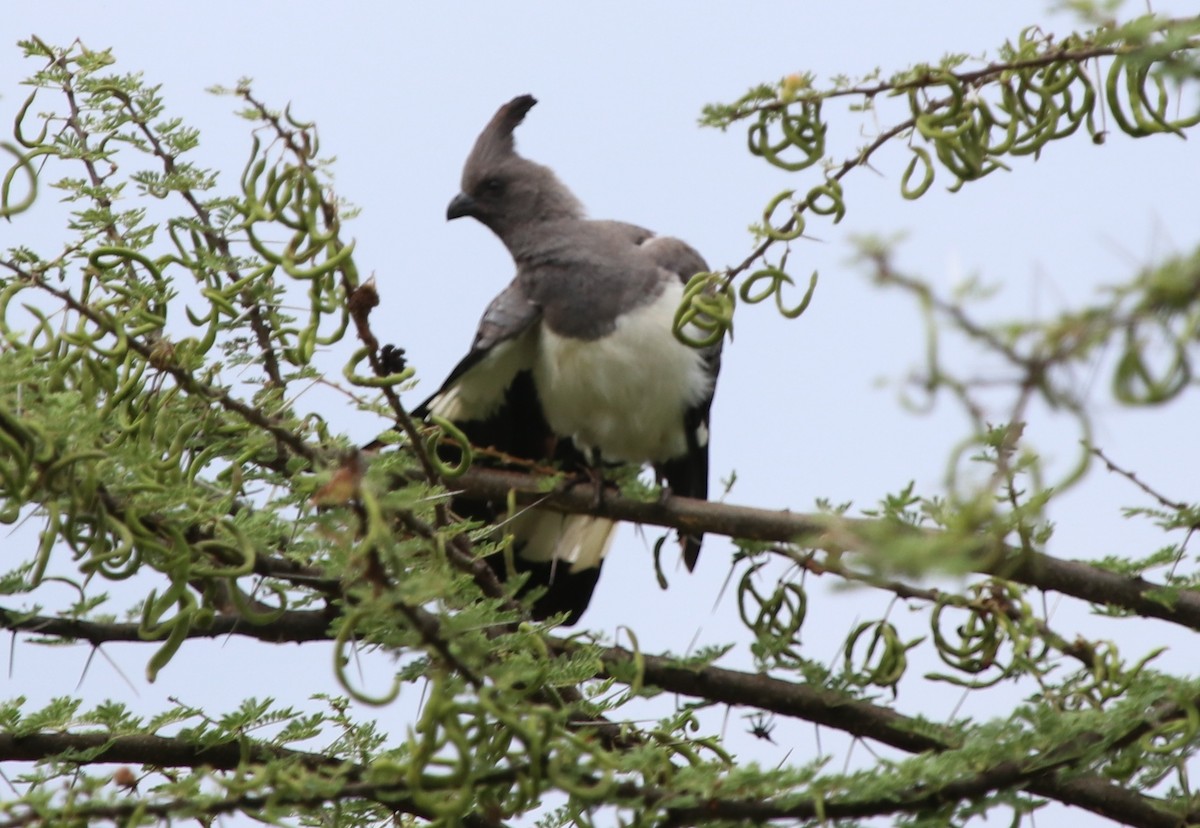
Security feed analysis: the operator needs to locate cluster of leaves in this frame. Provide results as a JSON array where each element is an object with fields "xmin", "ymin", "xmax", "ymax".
[
  {"xmin": 681, "ymin": 13, "xmax": 1200, "ymax": 554},
  {"xmin": 682, "ymin": 15, "xmax": 1200, "ymax": 418},
  {"xmin": 0, "ymin": 13, "xmax": 1199, "ymax": 828}
]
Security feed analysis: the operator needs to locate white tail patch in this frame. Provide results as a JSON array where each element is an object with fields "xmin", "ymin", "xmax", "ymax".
[{"xmin": 508, "ymin": 509, "xmax": 616, "ymax": 575}]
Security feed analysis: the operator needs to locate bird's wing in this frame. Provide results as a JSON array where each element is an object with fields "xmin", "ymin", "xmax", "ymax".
[{"xmin": 415, "ymin": 278, "xmax": 541, "ymax": 427}]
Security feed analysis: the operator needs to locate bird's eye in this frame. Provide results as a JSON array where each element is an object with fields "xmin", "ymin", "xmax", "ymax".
[{"xmin": 480, "ymin": 177, "xmax": 505, "ymax": 196}]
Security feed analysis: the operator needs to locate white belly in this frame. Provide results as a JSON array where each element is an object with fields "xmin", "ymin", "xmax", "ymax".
[{"xmin": 533, "ymin": 280, "xmax": 711, "ymax": 463}]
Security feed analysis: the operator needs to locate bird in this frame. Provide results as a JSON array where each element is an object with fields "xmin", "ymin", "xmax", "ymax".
[{"xmin": 414, "ymin": 94, "xmax": 720, "ymax": 625}]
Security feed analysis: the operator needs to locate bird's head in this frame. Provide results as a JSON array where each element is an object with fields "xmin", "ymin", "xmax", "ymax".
[{"xmin": 447, "ymin": 95, "xmax": 583, "ymax": 239}]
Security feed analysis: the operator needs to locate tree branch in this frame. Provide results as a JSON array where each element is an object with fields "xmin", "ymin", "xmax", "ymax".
[
  {"xmin": 0, "ymin": 733, "xmax": 514, "ymax": 828},
  {"xmin": 0, "ymin": 605, "xmax": 332, "ymax": 645},
  {"xmin": 452, "ymin": 466, "xmax": 1200, "ymax": 632},
  {"xmin": 0, "ymin": 731, "xmax": 335, "ymax": 771}
]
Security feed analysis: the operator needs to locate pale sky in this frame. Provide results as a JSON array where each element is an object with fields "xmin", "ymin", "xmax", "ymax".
[{"xmin": 2, "ymin": 3, "xmax": 1199, "ymax": 825}]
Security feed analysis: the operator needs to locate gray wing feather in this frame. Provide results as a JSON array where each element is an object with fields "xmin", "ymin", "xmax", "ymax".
[
  {"xmin": 639, "ymin": 235, "xmax": 709, "ymax": 284},
  {"xmin": 471, "ymin": 279, "xmax": 541, "ymax": 353},
  {"xmin": 416, "ymin": 279, "xmax": 541, "ymax": 421}
]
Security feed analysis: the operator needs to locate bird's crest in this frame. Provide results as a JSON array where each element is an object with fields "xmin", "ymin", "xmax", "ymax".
[{"xmin": 468, "ymin": 94, "xmax": 537, "ymax": 167}]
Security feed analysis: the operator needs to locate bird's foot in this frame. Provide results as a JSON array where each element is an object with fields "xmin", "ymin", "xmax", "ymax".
[
  {"xmin": 567, "ymin": 466, "xmax": 607, "ymax": 509},
  {"xmin": 587, "ymin": 467, "xmax": 606, "ymax": 509}
]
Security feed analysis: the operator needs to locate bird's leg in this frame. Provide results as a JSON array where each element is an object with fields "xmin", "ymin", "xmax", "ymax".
[
  {"xmin": 562, "ymin": 448, "xmax": 607, "ymax": 509},
  {"xmin": 587, "ymin": 449, "xmax": 606, "ymax": 509}
]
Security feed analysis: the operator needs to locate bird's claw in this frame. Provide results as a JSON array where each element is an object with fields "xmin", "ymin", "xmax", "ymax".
[{"xmin": 565, "ymin": 467, "xmax": 607, "ymax": 509}]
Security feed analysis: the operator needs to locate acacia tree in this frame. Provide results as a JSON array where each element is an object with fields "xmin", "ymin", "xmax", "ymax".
[{"xmin": 1, "ymin": 11, "xmax": 1199, "ymax": 827}]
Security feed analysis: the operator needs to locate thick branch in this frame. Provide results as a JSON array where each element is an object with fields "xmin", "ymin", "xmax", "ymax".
[
  {"xmin": 0, "ymin": 732, "xmax": 512, "ymax": 828},
  {"xmin": 1030, "ymin": 774, "xmax": 1191, "ymax": 828},
  {"xmin": 0, "ymin": 604, "xmax": 953, "ymax": 754},
  {"xmin": 453, "ymin": 466, "xmax": 1200, "ymax": 632},
  {"xmin": 0, "ymin": 727, "xmax": 1173, "ymax": 828},
  {"xmin": 606, "ymin": 645, "xmax": 953, "ymax": 753},
  {"xmin": 0, "ymin": 605, "xmax": 332, "ymax": 645},
  {"xmin": 0, "ymin": 731, "xmax": 335, "ymax": 771}
]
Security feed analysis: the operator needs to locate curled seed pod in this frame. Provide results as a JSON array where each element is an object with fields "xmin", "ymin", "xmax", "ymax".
[
  {"xmin": 333, "ymin": 608, "xmax": 402, "ymax": 706},
  {"xmin": 548, "ymin": 751, "xmax": 617, "ymax": 802},
  {"xmin": 280, "ymin": 235, "xmax": 355, "ymax": 282},
  {"xmin": 673, "ymin": 271, "xmax": 735, "ymax": 348},
  {"xmin": 843, "ymin": 620, "xmax": 920, "ymax": 690},
  {"xmin": 1079, "ymin": 643, "xmax": 1165, "ymax": 705},
  {"xmin": 228, "ymin": 579, "xmax": 290, "ymax": 625},
  {"xmin": 1110, "ymin": 52, "xmax": 1200, "ymax": 138},
  {"xmin": 88, "ymin": 246, "xmax": 171, "ymax": 320},
  {"xmin": 900, "ymin": 147, "xmax": 935, "ymax": 199},
  {"xmin": 1103, "ymin": 745, "xmax": 1144, "ymax": 782},
  {"xmin": 1140, "ymin": 701, "xmax": 1200, "ymax": 756},
  {"xmin": 747, "ymin": 100, "xmax": 826, "ymax": 172},
  {"xmin": 342, "ymin": 345, "xmax": 415, "ymax": 388},
  {"xmin": 806, "ymin": 180, "xmax": 846, "ymax": 223},
  {"xmin": 1, "ymin": 142, "xmax": 38, "ymax": 218},
  {"xmin": 1106, "ymin": 56, "xmax": 1154, "ymax": 138},
  {"xmin": 79, "ymin": 519, "xmax": 143, "ymax": 579},
  {"xmin": 29, "ymin": 501, "xmax": 60, "ymax": 588},
  {"xmin": 740, "ymin": 265, "xmax": 818, "ymax": 320},
  {"xmin": 144, "ymin": 612, "xmax": 193, "ymax": 683},
  {"xmin": 737, "ymin": 563, "xmax": 807, "ymax": 666},
  {"xmin": 239, "ymin": 145, "xmax": 275, "ymax": 222},
  {"xmin": 0, "ymin": 407, "xmax": 35, "ymax": 490},
  {"xmin": 760, "ymin": 189, "xmax": 806, "ymax": 241},
  {"xmin": 139, "ymin": 581, "xmax": 201, "ymax": 682},
  {"xmin": 427, "ymin": 416, "xmax": 473, "ymax": 479},
  {"xmin": 13, "ymin": 90, "xmax": 50, "ymax": 149},
  {"xmin": 191, "ymin": 521, "xmax": 257, "ymax": 578},
  {"xmin": 1112, "ymin": 323, "xmax": 1191, "ymax": 405},
  {"xmin": 930, "ymin": 596, "xmax": 1002, "ymax": 674}
]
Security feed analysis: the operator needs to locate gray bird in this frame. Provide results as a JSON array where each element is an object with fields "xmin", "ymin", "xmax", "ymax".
[{"xmin": 416, "ymin": 95, "xmax": 720, "ymax": 624}]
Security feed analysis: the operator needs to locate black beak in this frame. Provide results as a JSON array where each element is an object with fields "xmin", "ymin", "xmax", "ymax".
[{"xmin": 446, "ymin": 192, "xmax": 476, "ymax": 221}]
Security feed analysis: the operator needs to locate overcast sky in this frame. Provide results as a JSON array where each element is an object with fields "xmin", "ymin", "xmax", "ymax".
[{"xmin": 3, "ymin": 3, "xmax": 1199, "ymax": 825}]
